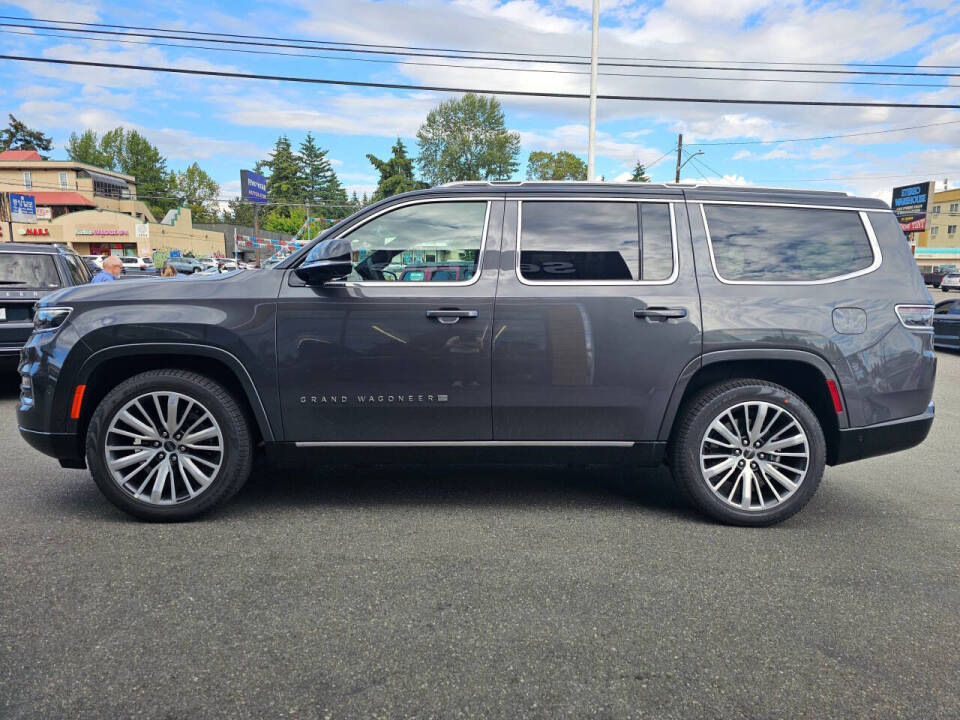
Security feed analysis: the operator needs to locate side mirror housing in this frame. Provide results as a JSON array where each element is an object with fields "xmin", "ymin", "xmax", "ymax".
[{"xmin": 294, "ymin": 237, "xmax": 353, "ymax": 285}]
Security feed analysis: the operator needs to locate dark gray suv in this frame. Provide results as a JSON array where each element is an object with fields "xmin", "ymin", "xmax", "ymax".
[{"xmin": 16, "ymin": 183, "xmax": 936, "ymax": 525}]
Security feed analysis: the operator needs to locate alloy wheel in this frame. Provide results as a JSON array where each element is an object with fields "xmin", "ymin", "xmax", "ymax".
[
  {"xmin": 699, "ymin": 400, "xmax": 809, "ymax": 512},
  {"xmin": 103, "ymin": 391, "xmax": 225, "ymax": 505}
]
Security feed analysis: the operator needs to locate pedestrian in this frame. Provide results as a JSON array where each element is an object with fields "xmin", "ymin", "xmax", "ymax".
[
  {"xmin": 160, "ymin": 263, "xmax": 177, "ymax": 277},
  {"xmin": 91, "ymin": 255, "xmax": 123, "ymax": 284}
]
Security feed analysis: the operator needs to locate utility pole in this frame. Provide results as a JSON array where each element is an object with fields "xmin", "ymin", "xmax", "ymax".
[
  {"xmin": 675, "ymin": 133, "xmax": 683, "ymax": 183},
  {"xmin": 587, "ymin": 0, "xmax": 599, "ymax": 181}
]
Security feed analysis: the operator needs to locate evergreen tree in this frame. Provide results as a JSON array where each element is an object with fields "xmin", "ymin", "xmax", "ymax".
[
  {"xmin": 260, "ymin": 135, "xmax": 303, "ymax": 203},
  {"xmin": 66, "ymin": 130, "xmax": 109, "ymax": 167},
  {"xmin": 0, "ymin": 114, "xmax": 53, "ymax": 155},
  {"xmin": 630, "ymin": 161, "xmax": 651, "ymax": 182},
  {"xmin": 367, "ymin": 138, "xmax": 427, "ymax": 201},
  {"xmin": 171, "ymin": 162, "xmax": 220, "ymax": 223}
]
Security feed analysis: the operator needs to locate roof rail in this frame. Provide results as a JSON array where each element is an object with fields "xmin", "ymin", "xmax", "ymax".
[{"xmin": 437, "ymin": 180, "xmax": 849, "ymax": 196}]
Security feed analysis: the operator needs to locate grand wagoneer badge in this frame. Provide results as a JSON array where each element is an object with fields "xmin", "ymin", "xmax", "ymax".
[{"xmin": 299, "ymin": 393, "xmax": 449, "ymax": 404}]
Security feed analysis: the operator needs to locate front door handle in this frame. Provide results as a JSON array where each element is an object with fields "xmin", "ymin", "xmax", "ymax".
[
  {"xmin": 426, "ymin": 309, "xmax": 479, "ymax": 324},
  {"xmin": 634, "ymin": 307, "xmax": 687, "ymax": 321}
]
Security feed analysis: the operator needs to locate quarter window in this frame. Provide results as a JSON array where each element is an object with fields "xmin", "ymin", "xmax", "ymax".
[
  {"xmin": 704, "ymin": 205, "xmax": 875, "ymax": 282},
  {"xmin": 518, "ymin": 201, "xmax": 674, "ymax": 282},
  {"xmin": 343, "ymin": 201, "xmax": 487, "ymax": 282}
]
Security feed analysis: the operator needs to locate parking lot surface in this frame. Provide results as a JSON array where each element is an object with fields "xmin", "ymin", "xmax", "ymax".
[{"xmin": 1, "ymin": 331, "xmax": 958, "ymax": 718}]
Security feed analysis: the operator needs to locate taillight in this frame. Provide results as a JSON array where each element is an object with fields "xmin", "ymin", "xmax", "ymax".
[{"xmin": 895, "ymin": 304, "xmax": 934, "ymax": 330}]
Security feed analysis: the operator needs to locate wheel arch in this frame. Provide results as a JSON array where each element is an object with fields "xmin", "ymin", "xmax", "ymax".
[
  {"xmin": 75, "ymin": 344, "xmax": 275, "ymax": 451},
  {"xmin": 659, "ymin": 349, "xmax": 846, "ymax": 465}
]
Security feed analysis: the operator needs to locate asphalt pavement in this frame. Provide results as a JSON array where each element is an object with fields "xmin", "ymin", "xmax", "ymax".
[{"xmin": 1, "ymin": 335, "xmax": 958, "ymax": 718}]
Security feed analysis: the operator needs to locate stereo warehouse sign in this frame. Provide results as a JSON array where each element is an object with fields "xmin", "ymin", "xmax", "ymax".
[{"xmin": 892, "ymin": 182, "xmax": 935, "ymax": 234}]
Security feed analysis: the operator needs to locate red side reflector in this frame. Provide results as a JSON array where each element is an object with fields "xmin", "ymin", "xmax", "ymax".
[
  {"xmin": 70, "ymin": 385, "xmax": 86, "ymax": 420},
  {"xmin": 826, "ymin": 379, "xmax": 843, "ymax": 414}
]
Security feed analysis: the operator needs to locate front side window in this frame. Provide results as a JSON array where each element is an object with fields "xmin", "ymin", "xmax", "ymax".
[
  {"xmin": 23, "ymin": 171, "xmax": 31, "ymax": 189},
  {"xmin": 704, "ymin": 205, "xmax": 875, "ymax": 282},
  {"xmin": 518, "ymin": 201, "xmax": 674, "ymax": 282},
  {"xmin": 63, "ymin": 254, "xmax": 90, "ymax": 285},
  {"xmin": 344, "ymin": 201, "xmax": 487, "ymax": 282}
]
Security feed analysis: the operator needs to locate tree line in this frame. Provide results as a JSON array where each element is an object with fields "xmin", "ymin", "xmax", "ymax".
[{"xmin": 1, "ymin": 96, "xmax": 651, "ymax": 235}]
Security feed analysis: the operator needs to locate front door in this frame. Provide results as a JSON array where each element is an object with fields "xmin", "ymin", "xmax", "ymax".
[
  {"xmin": 492, "ymin": 194, "xmax": 702, "ymax": 441},
  {"xmin": 277, "ymin": 197, "xmax": 502, "ymax": 442}
]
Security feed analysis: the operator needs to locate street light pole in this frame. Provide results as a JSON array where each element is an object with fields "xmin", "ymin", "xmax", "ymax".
[{"xmin": 587, "ymin": 0, "xmax": 599, "ymax": 181}]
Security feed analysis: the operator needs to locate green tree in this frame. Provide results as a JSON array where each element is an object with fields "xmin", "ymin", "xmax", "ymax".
[
  {"xmin": 221, "ymin": 197, "xmax": 256, "ymax": 226},
  {"xmin": 367, "ymin": 138, "xmax": 427, "ymax": 201},
  {"xmin": 259, "ymin": 135, "xmax": 303, "ymax": 202},
  {"xmin": 0, "ymin": 114, "xmax": 53, "ymax": 155},
  {"xmin": 298, "ymin": 132, "xmax": 346, "ymax": 207},
  {"xmin": 66, "ymin": 129, "xmax": 109, "ymax": 167},
  {"xmin": 416, "ymin": 94, "xmax": 520, "ymax": 185},
  {"xmin": 171, "ymin": 162, "xmax": 220, "ymax": 223},
  {"xmin": 525, "ymin": 150, "xmax": 587, "ymax": 181},
  {"xmin": 630, "ymin": 161, "xmax": 651, "ymax": 182}
]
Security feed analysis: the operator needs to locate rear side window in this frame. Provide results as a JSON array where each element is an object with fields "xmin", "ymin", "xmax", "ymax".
[
  {"xmin": 64, "ymin": 254, "xmax": 91, "ymax": 285},
  {"xmin": 519, "ymin": 201, "xmax": 674, "ymax": 282},
  {"xmin": 703, "ymin": 205, "xmax": 875, "ymax": 282},
  {"xmin": 0, "ymin": 253, "xmax": 61, "ymax": 288}
]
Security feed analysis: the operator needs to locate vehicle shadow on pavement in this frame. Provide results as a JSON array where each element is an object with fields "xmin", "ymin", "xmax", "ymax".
[{"xmin": 225, "ymin": 459, "xmax": 702, "ymax": 520}]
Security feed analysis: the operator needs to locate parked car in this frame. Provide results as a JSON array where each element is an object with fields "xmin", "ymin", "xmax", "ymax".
[
  {"xmin": 933, "ymin": 299, "xmax": 960, "ymax": 349},
  {"xmin": 164, "ymin": 257, "xmax": 206, "ymax": 274},
  {"xmin": 922, "ymin": 265, "xmax": 957, "ymax": 287},
  {"xmin": 398, "ymin": 261, "xmax": 476, "ymax": 282},
  {"xmin": 17, "ymin": 183, "xmax": 936, "ymax": 525},
  {"xmin": 1, "ymin": 243, "xmax": 90, "ymax": 364},
  {"xmin": 939, "ymin": 273, "xmax": 960, "ymax": 292}
]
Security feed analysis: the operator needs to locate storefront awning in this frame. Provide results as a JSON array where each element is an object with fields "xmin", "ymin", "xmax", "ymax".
[{"xmin": 30, "ymin": 191, "xmax": 95, "ymax": 207}]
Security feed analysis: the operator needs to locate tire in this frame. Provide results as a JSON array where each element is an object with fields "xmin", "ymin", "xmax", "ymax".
[
  {"xmin": 669, "ymin": 379, "xmax": 826, "ymax": 526},
  {"xmin": 86, "ymin": 369, "xmax": 253, "ymax": 521}
]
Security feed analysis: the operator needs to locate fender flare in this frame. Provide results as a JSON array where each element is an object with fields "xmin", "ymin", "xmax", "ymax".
[
  {"xmin": 657, "ymin": 348, "xmax": 847, "ymax": 442},
  {"xmin": 75, "ymin": 342, "xmax": 275, "ymax": 441}
]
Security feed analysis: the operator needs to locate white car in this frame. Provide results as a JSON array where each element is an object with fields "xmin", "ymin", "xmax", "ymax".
[
  {"xmin": 941, "ymin": 273, "xmax": 960, "ymax": 292},
  {"xmin": 119, "ymin": 256, "xmax": 153, "ymax": 272}
]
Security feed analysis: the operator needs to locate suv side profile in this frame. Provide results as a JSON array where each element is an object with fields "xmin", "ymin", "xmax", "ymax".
[{"xmin": 17, "ymin": 183, "xmax": 936, "ymax": 525}]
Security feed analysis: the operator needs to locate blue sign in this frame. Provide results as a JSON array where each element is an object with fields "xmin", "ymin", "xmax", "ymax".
[
  {"xmin": 240, "ymin": 169, "xmax": 268, "ymax": 204},
  {"xmin": 9, "ymin": 193, "xmax": 36, "ymax": 222},
  {"xmin": 169, "ymin": 250, "xmax": 181, "ymax": 258}
]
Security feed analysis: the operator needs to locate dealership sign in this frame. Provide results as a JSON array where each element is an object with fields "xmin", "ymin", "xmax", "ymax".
[
  {"xmin": 240, "ymin": 169, "xmax": 268, "ymax": 204},
  {"xmin": 9, "ymin": 193, "xmax": 36, "ymax": 222},
  {"xmin": 892, "ymin": 182, "xmax": 934, "ymax": 234}
]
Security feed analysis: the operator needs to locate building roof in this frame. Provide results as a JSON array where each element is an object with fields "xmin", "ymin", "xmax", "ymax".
[
  {"xmin": 30, "ymin": 191, "xmax": 96, "ymax": 207},
  {"xmin": 0, "ymin": 149, "xmax": 43, "ymax": 161}
]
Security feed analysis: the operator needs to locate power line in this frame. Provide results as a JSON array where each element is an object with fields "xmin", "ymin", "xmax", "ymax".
[
  {"xmin": 8, "ymin": 20, "xmax": 960, "ymax": 78},
  {"xmin": 5, "ymin": 28, "xmax": 956, "ymax": 91},
  {"xmin": 12, "ymin": 15, "xmax": 960, "ymax": 70},
  {"xmin": 9, "ymin": 54, "xmax": 960, "ymax": 109},
  {"xmin": 686, "ymin": 118, "xmax": 960, "ymax": 147}
]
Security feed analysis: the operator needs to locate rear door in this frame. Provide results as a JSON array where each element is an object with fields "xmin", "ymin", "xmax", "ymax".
[
  {"xmin": 491, "ymin": 192, "xmax": 702, "ymax": 442},
  {"xmin": 0, "ymin": 251, "xmax": 63, "ymax": 356}
]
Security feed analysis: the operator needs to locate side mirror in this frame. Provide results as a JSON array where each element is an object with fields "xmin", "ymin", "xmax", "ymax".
[{"xmin": 294, "ymin": 237, "xmax": 353, "ymax": 285}]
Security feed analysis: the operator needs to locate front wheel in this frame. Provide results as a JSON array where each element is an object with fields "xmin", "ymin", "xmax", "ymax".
[
  {"xmin": 86, "ymin": 369, "xmax": 253, "ymax": 521},
  {"xmin": 669, "ymin": 379, "xmax": 826, "ymax": 526}
]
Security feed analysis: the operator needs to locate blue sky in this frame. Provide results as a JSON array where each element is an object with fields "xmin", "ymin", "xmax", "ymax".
[{"xmin": 3, "ymin": 0, "xmax": 960, "ymax": 203}]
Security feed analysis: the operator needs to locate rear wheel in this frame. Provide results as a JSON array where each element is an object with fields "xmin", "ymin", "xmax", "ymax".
[
  {"xmin": 86, "ymin": 369, "xmax": 253, "ymax": 521},
  {"xmin": 669, "ymin": 379, "xmax": 825, "ymax": 526}
]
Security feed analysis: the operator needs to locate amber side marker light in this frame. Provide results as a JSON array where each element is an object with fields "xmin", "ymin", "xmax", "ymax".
[
  {"xmin": 826, "ymin": 379, "xmax": 843, "ymax": 414},
  {"xmin": 70, "ymin": 385, "xmax": 86, "ymax": 420}
]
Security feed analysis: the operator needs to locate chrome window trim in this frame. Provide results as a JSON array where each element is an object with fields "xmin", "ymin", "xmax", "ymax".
[
  {"xmin": 699, "ymin": 202, "xmax": 883, "ymax": 286},
  {"xmin": 295, "ymin": 440, "xmax": 636, "ymax": 447},
  {"xmin": 323, "ymin": 197, "xmax": 495, "ymax": 288},
  {"xmin": 697, "ymin": 199, "xmax": 894, "ymax": 213},
  {"xmin": 515, "ymin": 198, "xmax": 680, "ymax": 286}
]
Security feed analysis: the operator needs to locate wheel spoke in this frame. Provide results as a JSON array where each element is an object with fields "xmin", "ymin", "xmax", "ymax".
[
  {"xmin": 118, "ymin": 409, "xmax": 158, "ymax": 440},
  {"xmin": 764, "ymin": 434, "xmax": 805, "ymax": 452},
  {"xmin": 709, "ymin": 419, "xmax": 740, "ymax": 446},
  {"xmin": 150, "ymin": 461, "xmax": 170, "ymax": 503},
  {"xmin": 749, "ymin": 404, "xmax": 768, "ymax": 443},
  {"xmin": 181, "ymin": 456, "xmax": 213, "ymax": 487},
  {"xmin": 759, "ymin": 462, "xmax": 798, "ymax": 491},
  {"xmin": 703, "ymin": 457, "xmax": 737, "ymax": 479},
  {"xmin": 108, "ymin": 449, "xmax": 154, "ymax": 471},
  {"xmin": 741, "ymin": 466, "xmax": 753, "ymax": 509},
  {"xmin": 165, "ymin": 394, "xmax": 179, "ymax": 436},
  {"xmin": 182, "ymin": 426, "xmax": 218, "ymax": 445}
]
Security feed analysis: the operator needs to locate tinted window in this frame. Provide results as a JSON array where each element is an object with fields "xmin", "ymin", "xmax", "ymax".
[
  {"xmin": 0, "ymin": 253, "xmax": 61, "ymax": 288},
  {"xmin": 519, "ymin": 201, "xmax": 673, "ymax": 282},
  {"xmin": 345, "ymin": 201, "xmax": 487, "ymax": 282},
  {"xmin": 704, "ymin": 205, "xmax": 875, "ymax": 282},
  {"xmin": 63, "ymin": 254, "xmax": 90, "ymax": 285}
]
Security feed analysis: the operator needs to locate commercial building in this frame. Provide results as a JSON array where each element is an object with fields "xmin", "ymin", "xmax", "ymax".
[
  {"xmin": 902, "ymin": 185, "xmax": 960, "ymax": 271},
  {"xmin": 0, "ymin": 150, "xmax": 224, "ymax": 259}
]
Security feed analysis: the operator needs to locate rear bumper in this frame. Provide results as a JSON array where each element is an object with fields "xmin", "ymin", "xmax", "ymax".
[{"xmin": 831, "ymin": 403, "xmax": 934, "ymax": 465}]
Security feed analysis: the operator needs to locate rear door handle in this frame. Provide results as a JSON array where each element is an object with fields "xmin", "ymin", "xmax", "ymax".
[
  {"xmin": 426, "ymin": 309, "xmax": 479, "ymax": 324},
  {"xmin": 634, "ymin": 307, "xmax": 687, "ymax": 320}
]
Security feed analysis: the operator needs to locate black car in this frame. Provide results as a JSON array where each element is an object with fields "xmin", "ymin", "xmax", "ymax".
[
  {"xmin": 1, "ymin": 243, "xmax": 91, "ymax": 365},
  {"xmin": 933, "ymin": 299, "xmax": 960, "ymax": 349},
  {"xmin": 16, "ymin": 183, "xmax": 936, "ymax": 525}
]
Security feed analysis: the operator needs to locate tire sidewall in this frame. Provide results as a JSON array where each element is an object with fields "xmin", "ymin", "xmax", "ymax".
[
  {"xmin": 87, "ymin": 372, "xmax": 250, "ymax": 521},
  {"xmin": 677, "ymin": 382, "xmax": 826, "ymax": 526}
]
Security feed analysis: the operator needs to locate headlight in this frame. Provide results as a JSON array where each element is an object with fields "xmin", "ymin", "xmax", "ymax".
[{"xmin": 33, "ymin": 306, "xmax": 72, "ymax": 333}]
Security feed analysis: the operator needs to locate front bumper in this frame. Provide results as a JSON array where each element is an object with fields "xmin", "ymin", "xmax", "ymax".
[
  {"xmin": 18, "ymin": 426, "xmax": 87, "ymax": 469},
  {"xmin": 832, "ymin": 402, "xmax": 934, "ymax": 465}
]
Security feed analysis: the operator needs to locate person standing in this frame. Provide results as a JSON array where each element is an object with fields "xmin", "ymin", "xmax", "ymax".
[
  {"xmin": 91, "ymin": 255, "xmax": 123, "ymax": 284},
  {"xmin": 160, "ymin": 263, "xmax": 177, "ymax": 277}
]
